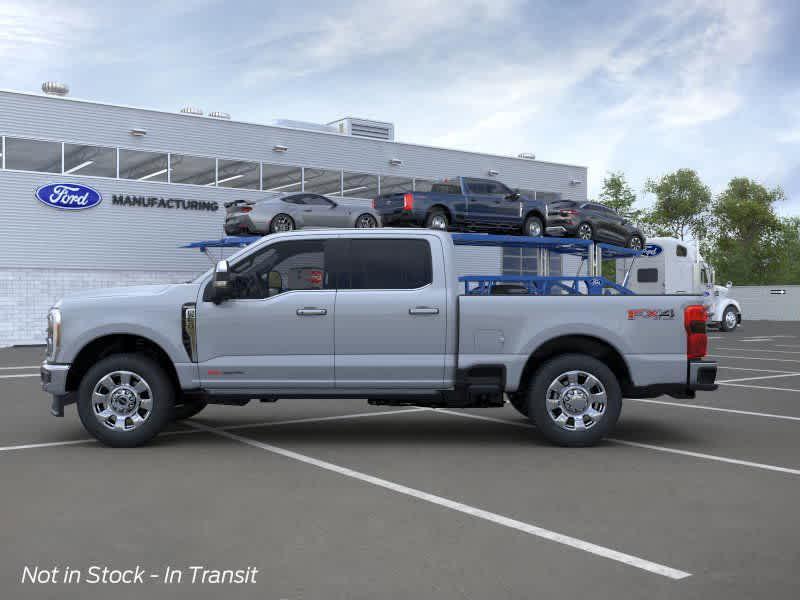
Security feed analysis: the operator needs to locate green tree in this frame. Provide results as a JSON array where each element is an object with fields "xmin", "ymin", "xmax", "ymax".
[
  {"xmin": 598, "ymin": 171, "xmax": 641, "ymax": 221},
  {"xmin": 643, "ymin": 169, "xmax": 712, "ymax": 240},
  {"xmin": 705, "ymin": 178, "xmax": 786, "ymax": 284}
]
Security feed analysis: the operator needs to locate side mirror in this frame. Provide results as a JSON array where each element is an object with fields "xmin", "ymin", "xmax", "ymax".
[
  {"xmin": 506, "ymin": 190, "xmax": 521, "ymax": 201},
  {"xmin": 211, "ymin": 260, "xmax": 232, "ymax": 304}
]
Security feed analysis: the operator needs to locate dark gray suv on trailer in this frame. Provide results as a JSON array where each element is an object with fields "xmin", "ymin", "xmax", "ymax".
[{"xmin": 545, "ymin": 200, "xmax": 645, "ymax": 249}]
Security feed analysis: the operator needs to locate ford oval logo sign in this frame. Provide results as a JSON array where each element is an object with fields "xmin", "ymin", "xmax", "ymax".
[
  {"xmin": 642, "ymin": 244, "xmax": 663, "ymax": 257},
  {"xmin": 35, "ymin": 183, "xmax": 103, "ymax": 210}
]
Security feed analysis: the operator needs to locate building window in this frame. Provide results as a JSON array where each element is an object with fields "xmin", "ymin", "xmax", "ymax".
[
  {"xmin": 304, "ymin": 167, "xmax": 342, "ymax": 196},
  {"xmin": 379, "ymin": 176, "xmax": 413, "ymax": 195},
  {"xmin": 4, "ymin": 137, "xmax": 61, "ymax": 173},
  {"xmin": 119, "ymin": 149, "xmax": 169, "ymax": 182},
  {"xmin": 63, "ymin": 143, "xmax": 117, "ymax": 177},
  {"xmin": 342, "ymin": 171, "xmax": 379, "ymax": 199},
  {"xmin": 217, "ymin": 159, "xmax": 260, "ymax": 189},
  {"xmin": 262, "ymin": 163, "xmax": 302, "ymax": 192},
  {"xmin": 170, "ymin": 154, "xmax": 216, "ymax": 186}
]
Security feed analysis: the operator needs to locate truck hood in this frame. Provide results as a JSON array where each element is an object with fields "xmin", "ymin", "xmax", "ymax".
[{"xmin": 55, "ymin": 282, "xmax": 202, "ymax": 309}]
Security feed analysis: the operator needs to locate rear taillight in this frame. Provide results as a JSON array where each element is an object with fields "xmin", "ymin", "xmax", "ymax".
[
  {"xmin": 372, "ymin": 198, "xmax": 376, "ymax": 209},
  {"xmin": 240, "ymin": 207, "xmax": 252, "ymax": 213},
  {"xmin": 684, "ymin": 304, "xmax": 707, "ymax": 359},
  {"xmin": 403, "ymin": 193, "xmax": 414, "ymax": 211}
]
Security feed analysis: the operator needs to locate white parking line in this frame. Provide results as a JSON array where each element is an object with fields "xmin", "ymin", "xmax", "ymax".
[
  {"xmin": 718, "ymin": 373, "xmax": 800, "ymax": 383},
  {"xmin": 187, "ymin": 420, "xmax": 691, "ymax": 580},
  {"xmin": 718, "ymin": 366, "xmax": 799, "ymax": 374},
  {"xmin": 716, "ymin": 347, "xmax": 800, "ymax": 355},
  {"xmin": 0, "ymin": 365, "xmax": 40, "ymax": 370},
  {"xmin": 710, "ymin": 354, "xmax": 800, "ymax": 363},
  {"xmin": 0, "ymin": 408, "xmax": 425, "ymax": 453},
  {"xmin": 0, "ymin": 373, "xmax": 39, "ymax": 379},
  {"xmin": 430, "ymin": 409, "xmax": 800, "ymax": 477},
  {"xmin": 719, "ymin": 382, "xmax": 800, "ymax": 393},
  {"xmin": 625, "ymin": 398, "xmax": 800, "ymax": 422}
]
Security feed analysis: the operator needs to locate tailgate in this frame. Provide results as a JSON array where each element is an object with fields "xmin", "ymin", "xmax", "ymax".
[{"xmin": 373, "ymin": 193, "xmax": 408, "ymax": 211}]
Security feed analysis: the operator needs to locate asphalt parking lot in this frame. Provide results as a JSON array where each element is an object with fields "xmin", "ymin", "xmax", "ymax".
[{"xmin": 2, "ymin": 321, "xmax": 800, "ymax": 599}]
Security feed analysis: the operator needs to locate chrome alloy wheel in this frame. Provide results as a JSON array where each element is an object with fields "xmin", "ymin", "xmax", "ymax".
[
  {"xmin": 577, "ymin": 223, "xmax": 593, "ymax": 240},
  {"xmin": 725, "ymin": 309, "xmax": 738, "ymax": 329},
  {"xmin": 356, "ymin": 214, "xmax": 378, "ymax": 228},
  {"xmin": 526, "ymin": 219, "xmax": 543, "ymax": 237},
  {"xmin": 91, "ymin": 371, "xmax": 153, "ymax": 431},
  {"xmin": 429, "ymin": 214, "xmax": 448, "ymax": 230},
  {"xmin": 271, "ymin": 214, "xmax": 294, "ymax": 232},
  {"xmin": 545, "ymin": 370, "xmax": 607, "ymax": 431}
]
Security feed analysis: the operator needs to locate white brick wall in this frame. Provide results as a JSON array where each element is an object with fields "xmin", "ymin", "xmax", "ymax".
[{"xmin": 0, "ymin": 268, "xmax": 198, "ymax": 347}]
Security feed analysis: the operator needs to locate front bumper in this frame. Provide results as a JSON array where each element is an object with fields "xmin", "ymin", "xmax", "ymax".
[{"xmin": 41, "ymin": 362, "xmax": 74, "ymax": 417}]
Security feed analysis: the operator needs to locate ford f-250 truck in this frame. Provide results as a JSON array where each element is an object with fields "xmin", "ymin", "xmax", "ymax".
[
  {"xmin": 41, "ymin": 229, "xmax": 717, "ymax": 448},
  {"xmin": 373, "ymin": 177, "xmax": 548, "ymax": 236}
]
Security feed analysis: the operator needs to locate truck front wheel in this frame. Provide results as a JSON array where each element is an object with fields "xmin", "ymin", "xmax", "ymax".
[
  {"xmin": 720, "ymin": 306, "xmax": 738, "ymax": 332},
  {"xmin": 527, "ymin": 353, "xmax": 622, "ymax": 447},
  {"xmin": 76, "ymin": 354, "xmax": 174, "ymax": 447}
]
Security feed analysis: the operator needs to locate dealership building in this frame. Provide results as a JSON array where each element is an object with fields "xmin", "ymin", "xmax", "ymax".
[{"xmin": 0, "ymin": 85, "xmax": 588, "ymax": 346}]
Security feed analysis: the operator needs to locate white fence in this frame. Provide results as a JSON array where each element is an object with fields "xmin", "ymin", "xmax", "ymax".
[{"xmin": 729, "ymin": 285, "xmax": 800, "ymax": 321}]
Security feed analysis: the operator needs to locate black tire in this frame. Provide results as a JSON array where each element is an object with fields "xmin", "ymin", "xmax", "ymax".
[
  {"xmin": 425, "ymin": 208, "xmax": 449, "ymax": 230},
  {"xmin": 523, "ymin": 215, "xmax": 544, "ymax": 237},
  {"xmin": 76, "ymin": 353, "xmax": 174, "ymax": 447},
  {"xmin": 355, "ymin": 213, "xmax": 379, "ymax": 228},
  {"xmin": 576, "ymin": 222, "xmax": 594, "ymax": 240},
  {"xmin": 507, "ymin": 393, "xmax": 529, "ymax": 417},
  {"xmin": 720, "ymin": 306, "xmax": 738, "ymax": 332},
  {"xmin": 269, "ymin": 214, "xmax": 295, "ymax": 233},
  {"xmin": 172, "ymin": 398, "xmax": 208, "ymax": 420},
  {"xmin": 527, "ymin": 353, "xmax": 622, "ymax": 447},
  {"xmin": 627, "ymin": 235, "xmax": 644, "ymax": 250}
]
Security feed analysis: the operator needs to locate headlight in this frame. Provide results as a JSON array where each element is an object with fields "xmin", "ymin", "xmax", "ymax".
[{"xmin": 46, "ymin": 308, "xmax": 61, "ymax": 361}]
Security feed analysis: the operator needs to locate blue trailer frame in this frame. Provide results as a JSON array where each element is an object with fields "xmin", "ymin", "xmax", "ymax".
[{"xmin": 183, "ymin": 233, "xmax": 641, "ymax": 296}]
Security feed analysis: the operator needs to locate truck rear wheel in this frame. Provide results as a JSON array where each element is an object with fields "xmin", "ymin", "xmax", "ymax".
[
  {"xmin": 527, "ymin": 353, "xmax": 621, "ymax": 447},
  {"xmin": 425, "ymin": 208, "xmax": 449, "ymax": 230},
  {"xmin": 76, "ymin": 353, "xmax": 174, "ymax": 447}
]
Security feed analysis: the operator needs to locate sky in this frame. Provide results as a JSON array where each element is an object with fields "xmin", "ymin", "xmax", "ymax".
[{"xmin": 2, "ymin": 0, "xmax": 799, "ymax": 215}]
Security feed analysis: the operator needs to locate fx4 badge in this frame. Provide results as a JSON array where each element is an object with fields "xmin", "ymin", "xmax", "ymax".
[{"xmin": 627, "ymin": 308, "xmax": 675, "ymax": 320}]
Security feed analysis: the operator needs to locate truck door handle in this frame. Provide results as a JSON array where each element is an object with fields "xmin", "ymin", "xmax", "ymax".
[
  {"xmin": 297, "ymin": 307, "xmax": 327, "ymax": 316},
  {"xmin": 409, "ymin": 306, "xmax": 439, "ymax": 315}
]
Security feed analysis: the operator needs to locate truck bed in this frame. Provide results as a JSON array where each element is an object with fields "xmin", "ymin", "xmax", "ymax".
[{"xmin": 457, "ymin": 294, "xmax": 699, "ymax": 392}]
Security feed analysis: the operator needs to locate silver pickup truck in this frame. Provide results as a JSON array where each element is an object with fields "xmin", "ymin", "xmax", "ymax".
[{"xmin": 41, "ymin": 229, "xmax": 717, "ymax": 448}]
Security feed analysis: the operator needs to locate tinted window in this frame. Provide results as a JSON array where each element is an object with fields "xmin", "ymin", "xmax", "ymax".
[
  {"xmin": 342, "ymin": 171, "xmax": 379, "ymax": 199},
  {"xmin": 228, "ymin": 240, "xmax": 328, "ymax": 300},
  {"xmin": 344, "ymin": 239, "xmax": 432, "ymax": 290},
  {"xmin": 282, "ymin": 195, "xmax": 306, "ymax": 205},
  {"xmin": 306, "ymin": 195, "xmax": 334, "ymax": 206},
  {"xmin": 263, "ymin": 163, "xmax": 302, "ymax": 193},
  {"xmin": 430, "ymin": 183, "xmax": 461, "ymax": 194},
  {"xmin": 485, "ymin": 181, "xmax": 513, "ymax": 195},
  {"xmin": 637, "ymin": 268, "xmax": 659, "ymax": 283},
  {"xmin": 465, "ymin": 180, "xmax": 489, "ymax": 194},
  {"xmin": 676, "ymin": 245, "xmax": 688, "ymax": 257},
  {"xmin": 304, "ymin": 168, "xmax": 342, "ymax": 196}
]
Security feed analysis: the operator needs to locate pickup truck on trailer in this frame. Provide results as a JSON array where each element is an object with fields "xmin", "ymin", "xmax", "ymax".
[
  {"xmin": 373, "ymin": 176, "xmax": 548, "ymax": 236},
  {"xmin": 41, "ymin": 229, "xmax": 718, "ymax": 448}
]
